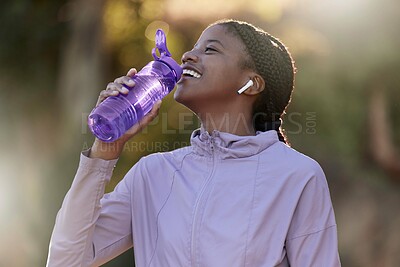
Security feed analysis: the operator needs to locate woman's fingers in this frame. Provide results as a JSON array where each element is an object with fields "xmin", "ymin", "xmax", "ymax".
[
  {"xmin": 127, "ymin": 68, "xmax": 137, "ymax": 77},
  {"xmin": 96, "ymin": 86, "xmax": 122, "ymax": 106},
  {"xmin": 114, "ymin": 76, "xmax": 135, "ymax": 87},
  {"xmin": 107, "ymin": 82, "xmax": 129, "ymax": 94},
  {"xmin": 96, "ymin": 74, "xmax": 136, "ymax": 106}
]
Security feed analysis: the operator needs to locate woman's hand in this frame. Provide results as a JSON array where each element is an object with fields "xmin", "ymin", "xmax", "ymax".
[{"xmin": 89, "ymin": 68, "xmax": 162, "ymax": 160}]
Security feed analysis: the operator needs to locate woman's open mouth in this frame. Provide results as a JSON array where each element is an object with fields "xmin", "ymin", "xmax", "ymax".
[{"xmin": 182, "ymin": 68, "xmax": 202, "ymax": 78}]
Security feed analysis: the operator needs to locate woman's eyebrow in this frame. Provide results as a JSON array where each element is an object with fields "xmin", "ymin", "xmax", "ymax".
[
  {"xmin": 194, "ymin": 39, "xmax": 225, "ymax": 49},
  {"xmin": 206, "ymin": 39, "xmax": 224, "ymax": 48}
]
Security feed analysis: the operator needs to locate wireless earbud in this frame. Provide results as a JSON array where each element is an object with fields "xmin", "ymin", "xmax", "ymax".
[{"xmin": 237, "ymin": 80, "xmax": 254, "ymax": 95}]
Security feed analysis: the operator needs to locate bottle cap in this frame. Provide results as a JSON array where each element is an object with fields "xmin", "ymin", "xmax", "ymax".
[{"xmin": 152, "ymin": 29, "xmax": 183, "ymax": 82}]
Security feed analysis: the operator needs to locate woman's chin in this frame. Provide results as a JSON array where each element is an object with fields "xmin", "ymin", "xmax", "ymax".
[
  {"xmin": 173, "ymin": 90, "xmax": 196, "ymax": 111},
  {"xmin": 173, "ymin": 88, "xmax": 184, "ymax": 103},
  {"xmin": 173, "ymin": 86, "xmax": 190, "ymax": 104}
]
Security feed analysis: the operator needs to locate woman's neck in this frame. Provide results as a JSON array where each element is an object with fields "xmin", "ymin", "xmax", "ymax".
[{"xmin": 198, "ymin": 111, "xmax": 256, "ymax": 136}]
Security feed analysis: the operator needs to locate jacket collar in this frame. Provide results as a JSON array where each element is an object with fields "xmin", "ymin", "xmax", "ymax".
[{"xmin": 190, "ymin": 127, "xmax": 279, "ymax": 159}]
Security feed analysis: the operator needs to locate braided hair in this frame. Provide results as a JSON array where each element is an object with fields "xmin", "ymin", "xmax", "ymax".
[{"xmin": 210, "ymin": 19, "xmax": 296, "ymax": 144}]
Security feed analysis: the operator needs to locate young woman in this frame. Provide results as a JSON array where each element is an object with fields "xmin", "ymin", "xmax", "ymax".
[{"xmin": 47, "ymin": 19, "xmax": 341, "ymax": 267}]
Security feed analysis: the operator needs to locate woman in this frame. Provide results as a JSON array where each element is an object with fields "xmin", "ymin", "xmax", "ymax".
[{"xmin": 47, "ymin": 19, "xmax": 341, "ymax": 266}]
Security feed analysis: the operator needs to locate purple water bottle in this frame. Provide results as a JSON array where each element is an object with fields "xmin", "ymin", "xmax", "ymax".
[{"xmin": 88, "ymin": 29, "xmax": 182, "ymax": 142}]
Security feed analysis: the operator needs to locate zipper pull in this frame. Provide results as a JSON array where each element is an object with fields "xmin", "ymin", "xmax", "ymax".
[{"xmin": 210, "ymin": 138, "xmax": 215, "ymax": 152}]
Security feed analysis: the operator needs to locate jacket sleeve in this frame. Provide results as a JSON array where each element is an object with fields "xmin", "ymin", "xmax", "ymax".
[
  {"xmin": 285, "ymin": 165, "xmax": 341, "ymax": 267},
  {"xmin": 46, "ymin": 150, "xmax": 135, "ymax": 267}
]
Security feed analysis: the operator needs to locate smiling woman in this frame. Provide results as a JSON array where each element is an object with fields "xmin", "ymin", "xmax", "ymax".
[
  {"xmin": 174, "ymin": 24, "xmax": 259, "ymax": 132},
  {"xmin": 47, "ymin": 19, "xmax": 341, "ymax": 267}
]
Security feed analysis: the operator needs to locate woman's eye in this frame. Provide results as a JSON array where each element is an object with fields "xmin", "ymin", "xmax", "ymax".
[{"xmin": 205, "ymin": 47, "xmax": 217, "ymax": 53}]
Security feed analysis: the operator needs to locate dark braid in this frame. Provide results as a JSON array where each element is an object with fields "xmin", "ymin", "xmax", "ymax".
[{"xmin": 210, "ymin": 19, "xmax": 295, "ymax": 145}]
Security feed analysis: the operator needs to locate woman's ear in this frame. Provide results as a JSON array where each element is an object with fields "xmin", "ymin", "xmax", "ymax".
[{"xmin": 242, "ymin": 74, "xmax": 265, "ymax": 96}]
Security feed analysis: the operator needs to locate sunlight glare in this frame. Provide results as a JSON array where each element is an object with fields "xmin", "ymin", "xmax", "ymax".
[{"xmin": 145, "ymin": 21, "xmax": 170, "ymax": 41}]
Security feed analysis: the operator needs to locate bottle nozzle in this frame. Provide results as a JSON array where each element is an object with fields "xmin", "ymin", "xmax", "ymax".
[
  {"xmin": 151, "ymin": 29, "xmax": 182, "ymax": 82},
  {"xmin": 152, "ymin": 29, "xmax": 171, "ymax": 59}
]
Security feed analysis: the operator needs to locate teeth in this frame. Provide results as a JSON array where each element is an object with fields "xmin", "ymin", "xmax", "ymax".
[{"xmin": 182, "ymin": 69, "xmax": 201, "ymax": 78}]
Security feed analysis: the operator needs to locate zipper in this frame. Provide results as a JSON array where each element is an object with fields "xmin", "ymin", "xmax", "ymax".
[{"xmin": 190, "ymin": 138, "xmax": 216, "ymax": 267}]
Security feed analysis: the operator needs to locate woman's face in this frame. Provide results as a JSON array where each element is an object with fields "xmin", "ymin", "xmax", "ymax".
[{"xmin": 174, "ymin": 24, "xmax": 251, "ymax": 115}]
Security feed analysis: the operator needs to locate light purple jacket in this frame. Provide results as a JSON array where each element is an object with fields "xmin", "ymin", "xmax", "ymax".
[{"xmin": 47, "ymin": 129, "xmax": 341, "ymax": 267}]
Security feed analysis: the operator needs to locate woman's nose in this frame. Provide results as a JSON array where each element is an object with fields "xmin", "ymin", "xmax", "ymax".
[{"xmin": 181, "ymin": 50, "xmax": 199, "ymax": 64}]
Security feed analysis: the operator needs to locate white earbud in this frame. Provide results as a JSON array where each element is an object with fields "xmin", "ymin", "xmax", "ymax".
[{"xmin": 237, "ymin": 80, "xmax": 254, "ymax": 95}]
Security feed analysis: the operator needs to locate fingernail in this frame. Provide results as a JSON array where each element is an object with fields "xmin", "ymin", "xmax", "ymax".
[
  {"xmin": 128, "ymin": 79, "xmax": 135, "ymax": 85},
  {"xmin": 122, "ymin": 88, "xmax": 129, "ymax": 93}
]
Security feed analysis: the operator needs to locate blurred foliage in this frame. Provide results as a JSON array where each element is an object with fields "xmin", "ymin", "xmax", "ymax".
[
  {"xmin": 0, "ymin": 0, "xmax": 399, "ymax": 266},
  {"xmin": 0, "ymin": 0, "xmax": 65, "ymax": 81}
]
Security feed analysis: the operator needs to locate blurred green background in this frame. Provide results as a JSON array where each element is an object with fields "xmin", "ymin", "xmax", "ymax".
[{"xmin": 1, "ymin": 0, "xmax": 399, "ymax": 266}]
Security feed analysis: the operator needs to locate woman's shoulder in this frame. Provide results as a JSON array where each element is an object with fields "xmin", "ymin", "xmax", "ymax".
[
  {"xmin": 136, "ymin": 145, "xmax": 194, "ymax": 170},
  {"xmin": 123, "ymin": 145, "xmax": 194, "ymax": 186},
  {"xmin": 262, "ymin": 141, "xmax": 325, "ymax": 178}
]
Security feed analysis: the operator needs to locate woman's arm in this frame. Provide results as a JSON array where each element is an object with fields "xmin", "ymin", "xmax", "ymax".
[
  {"xmin": 46, "ymin": 151, "xmax": 121, "ymax": 266},
  {"xmin": 46, "ymin": 68, "xmax": 162, "ymax": 266},
  {"xmin": 285, "ymin": 165, "xmax": 341, "ymax": 267}
]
